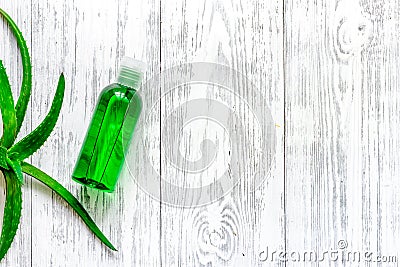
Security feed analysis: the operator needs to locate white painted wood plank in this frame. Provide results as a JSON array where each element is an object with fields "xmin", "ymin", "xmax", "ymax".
[
  {"xmin": 160, "ymin": 0, "xmax": 284, "ymax": 266},
  {"xmin": 284, "ymin": 0, "xmax": 361, "ymax": 262},
  {"xmin": 30, "ymin": 0, "xmax": 84, "ymax": 265},
  {"xmin": 284, "ymin": 0, "xmax": 399, "ymax": 266},
  {"xmin": 358, "ymin": 0, "xmax": 400, "ymax": 264},
  {"xmin": 115, "ymin": 0, "xmax": 162, "ymax": 266}
]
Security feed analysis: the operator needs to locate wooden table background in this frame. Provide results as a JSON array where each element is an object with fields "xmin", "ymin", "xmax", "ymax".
[{"xmin": 0, "ymin": 0, "xmax": 399, "ymax": 266}]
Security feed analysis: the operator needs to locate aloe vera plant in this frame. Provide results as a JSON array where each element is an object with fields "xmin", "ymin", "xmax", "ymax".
[{"xmin": 0, "ymin": 8, "xmax": 116, "ymax": 261}]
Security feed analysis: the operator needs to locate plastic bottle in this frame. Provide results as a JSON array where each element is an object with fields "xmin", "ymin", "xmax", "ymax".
[{"xmin": 72, "ymin": 57, "xmax": 145, "ymax": 192}]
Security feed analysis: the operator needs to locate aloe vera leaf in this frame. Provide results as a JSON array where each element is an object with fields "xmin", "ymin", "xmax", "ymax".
[
  {"xmin": 0, "ymin": 60, "xmax": 17, "ymax": 148},
  {"xmin": 21, "ymin": 162, "xmax": 117, "ymax": 251},
  {"xmin": 8, "ymin": 74, "xmax": 65, "ymax": 161},
  {"xmin": 0, "ymin": 8, "xmax": 32, "ymax": 134},
  {"xmin": 0, "ymin": 147, "xmax": 9, "ymax": 170},
  {"xmin": 0, "ymin": 170, "xmax": 23, "ymax": 261},
  {"xmin": 5, "ymin": 158, "xmax": 23, "ymax": 184}
]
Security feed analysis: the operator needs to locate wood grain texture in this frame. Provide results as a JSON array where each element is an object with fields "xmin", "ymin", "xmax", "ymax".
[
  {"xmin": 0, "ymin": 0, "xmax": 400, "ymax": 266},
  {"xmin": 160, "ymin": 0, "xmax": 284, "ymax": 266},
  {"xmin": 285, "ymin": 0, "xmax": 399, "ymax": 266}
]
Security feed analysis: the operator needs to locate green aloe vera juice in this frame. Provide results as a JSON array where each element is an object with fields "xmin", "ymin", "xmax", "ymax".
[{"xmin": 72, "ymin": 57, "xmax": 145, "ymax": 192}]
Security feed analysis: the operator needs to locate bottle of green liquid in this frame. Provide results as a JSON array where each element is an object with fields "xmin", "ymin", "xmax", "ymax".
[{"xmin": 72, "ymin": 57, "xmax": 145, "ymax": 192}]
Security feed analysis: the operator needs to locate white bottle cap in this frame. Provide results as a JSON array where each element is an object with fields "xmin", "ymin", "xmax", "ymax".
[{"xmin": 116, "ymin": 57, "xmax": 146, "ymax": 89}]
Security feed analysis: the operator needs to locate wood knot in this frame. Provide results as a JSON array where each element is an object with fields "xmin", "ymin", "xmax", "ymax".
[
  {"xmin": 332, "ymin": 1, "xmax": 373, "ymax": 62},
  {"xmin": 189, "ymin": 200, "xmax": 242, "ymax": 265}
]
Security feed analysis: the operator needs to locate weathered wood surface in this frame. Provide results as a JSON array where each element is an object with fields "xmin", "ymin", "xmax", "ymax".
[
  {"xmin": 0, "ymin": 0, "xmax": 399, "ymax": 266},
  {"xmin": 285, "ymin": 0, "xmax": 399, "ymax": 266}
]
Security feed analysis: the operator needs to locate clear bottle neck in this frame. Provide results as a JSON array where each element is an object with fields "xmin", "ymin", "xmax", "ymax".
[{"xmin": 116, "ymin": 57, "xmax": 146, "ymax": 89}]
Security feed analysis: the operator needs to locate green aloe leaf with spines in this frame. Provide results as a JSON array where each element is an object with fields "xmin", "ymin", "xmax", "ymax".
[
  {"xmin": 0, "ymin": 8, "xmax": 32, "ymax": 135},
  {"xmin": 0, "ymin": 8, "xmax": 117, "ymax": 261},
  {"xmin": 0, "ymin": 170, "xmax": 22, "ymax": 260},
  {"xmin": 0, "ymin": 60, "xmax": 17, "ymax": 148},
  {"xmin": 8, "ymin": 74, "xmax": 65, "ymax": 161},
  {"xmin": 21, "ymin": 162, "xmax": 116, "ymax": 251}
]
